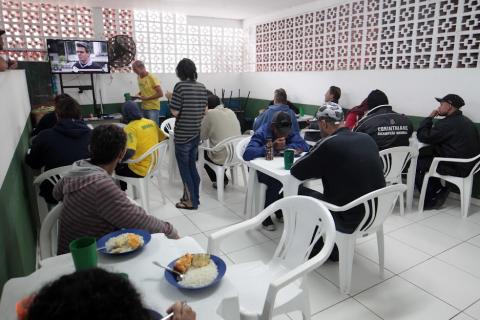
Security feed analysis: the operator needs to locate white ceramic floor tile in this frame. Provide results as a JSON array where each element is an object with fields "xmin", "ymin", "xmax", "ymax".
[
  {"xmin": 180, "ymin": 194, "xmax": 225, "ymax": 213},
  {"xmin": 401, "ymin": 258, "xmax": 480, "ymax": 310},
  {"xmin": 419, "ymin": 213, "xmax": 480, "ymax": 241},
  {"xmin": 226, "ymin": 201, "xmax": 247, "ymax": 217},
  {"xmin": 355, "ymin": 235, "xmax": 431, "ymax": 274},
  {"xmin": 356, "ymin": 276, "xmax": 458, "ymax": 320},
  {"xmin": 437, "ymin": 243, "xmax": 480, "ymax": 279},
  {"xmin": 227, "ymin": 241, "xmax": 277, "ymax": 264},
  {"xmin": 383, "ymin": 214, "xmax": 415, "ymax": 233},
  {"xmin": 465, "ymin": 300, "xmax": 480, "ymax": 320},
  {"xmin": 316, "ymin": 254, "xmax": 394, "ymax": 295},
  {"xmin": 402, "ymin": 208, "xmax": 442, "ymax": 222},
  {"xmin": 311, "ymin": 298, "xmax": 382, "ymax": 320},
  {"xmin": 450, "ymin": 312, "xmax": 476, "ymax": 320},
  {"xmin": 204, "ymin": 228, "xmax": 271, "ymax": 254},
  {"xmin": 163, "ymin": 215, "xmax": 202, "ymax": 237},
  {"xmin": 149, "ymin": 200, "xmax": 184, "ymax": 220},
  {"xmin": 468, "ymin": 235, "xmax": 480, "ymax": 248},
  {"xmin": 186, "ymin": 207, "xmax": 242, "ymax": 232},
  {"xmin": 190, "ymin": 233, "xmax": 208, "ymax": 251},
  {"xmin": 389, "ymin": 223, "xmax": 461, "ymax": 255}
]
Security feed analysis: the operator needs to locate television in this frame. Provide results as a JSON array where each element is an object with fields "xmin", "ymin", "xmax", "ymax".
[{"xmin": 47, "ymin": 39, "xmax": 110, "ymax": 74}]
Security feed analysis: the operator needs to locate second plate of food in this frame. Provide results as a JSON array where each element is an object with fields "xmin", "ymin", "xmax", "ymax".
[
  {"xmin": 164, "ymin": 253, "xmax": 226, "ymax": 290},
  {"xmin": 97, "ymin": 229, "xmax": 151, "ymax": 255}
]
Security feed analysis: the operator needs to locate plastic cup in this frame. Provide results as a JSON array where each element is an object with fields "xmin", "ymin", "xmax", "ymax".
[
  {"xmin": 69, "ymin": 237, "xmax": 98, "ymax": 271},
  {"xmin": 124, "ymin": 93, "xmax": 132, "ymax": 101},
  {"xmin": 284, "ymin": 149, "xmax": 294, "ymax": 170}
]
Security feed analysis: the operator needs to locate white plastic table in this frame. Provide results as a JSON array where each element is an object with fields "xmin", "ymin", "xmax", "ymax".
[{"xmin": 0, "ymin": 234, "xmax": 240, "ymax": 320}]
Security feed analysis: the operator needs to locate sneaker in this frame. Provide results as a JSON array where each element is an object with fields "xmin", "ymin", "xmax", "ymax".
[{"xmin": 262, "ymin": 223, "xmax": 276, "ymax": 231}]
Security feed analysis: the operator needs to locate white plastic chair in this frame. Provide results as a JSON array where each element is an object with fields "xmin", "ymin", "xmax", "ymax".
[
  {"xmin": 160, "ymin": 117, "xmax": 176, "ymax": 138},
  {"xmin": 160, "ymin": 118, "xmax": 179, "ymax": 183},
  {"xmin": 115, "ymin": 141, "xmax": 168, "ymax": 212},
  {"xmin": 208, "ymin": 196, "xmax": 336, "ymax": 320},
  {"xmin": 319, "ymin": 184, "xmax": 406, "ymax": 294},
  {"xmin": 418, "ymin": 154, "xmax": 480, "ymax": 218},
  {"xmin": 199, "ymin": 135, "xmax": 248, "ymax": 202},
  {"xmin": 39, "ymin": 202, "xmax": 63, "ymax": 261},
  {"xmin": 379, "ymin": 146, "xmax": 418, "ymax": 216},
  {"xmin": 33, "ymin": 165, "xmax": 72, "ymax": 223}
]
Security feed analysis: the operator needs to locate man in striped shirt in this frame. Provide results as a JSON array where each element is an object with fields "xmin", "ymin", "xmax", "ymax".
[
  {"xmin": 53, "ymin": 125, "xmax": 178, "ymax": 254},
  {"xmin": 166, "ymin": 58, "xmax": 208, "ymax": 209}
]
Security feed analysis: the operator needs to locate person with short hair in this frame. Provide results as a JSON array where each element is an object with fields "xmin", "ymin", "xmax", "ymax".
[
  {"xmin": 132, "ymin": 60, "xmax": 164, "ymax": 125},
  {"xmin": 354, "ymin": 89, "xmax": 413, "ymax": 150},
  {"xmin": 72, "ymin": 42, "xmax": 102, "ymax": 70},
  {"xmin": 305, "ymin": 85, "xmax": 342, "ymax": 142},
  {"xmin": 291, "ymin": 102, "xmax": 386, "ymax": 259},
  {"xmin": 31, "ymin": 94, "xmax": 73, "ymax": 137},
  {"xmin": 325, "ymin": 85, "xmax": 341, "ymax": 104},
  {"xmin": 0, "ymin": 28, "xmax": 17, "ymax": 72},
  {"xmin": 201, "ymin": 92, "xmax": 241, "ymax": 188},
  {"xmin": 165, "ymin": 58, "xmax": 208, "ymax": 210},
  {"xmin": 244, "ymin": 111, "xmax": 310, "ymax": 230},
  {"xmin": 416, "ymin": 94, "xmax": 480, "ymax": 209},
  {"xmin": 26, "ymin": 95, "xmax": 91, "ymax": 205},
  {"xmin": 53, "ymin": 125, "xmax": 178, "ymax": 254},
  {"xmin": 253, "ymin": 88, "xmax": 300, "ymax": 132},
  {"xmin": 27, "ymin": 268, "xmax": 196, "ymax": 320}
]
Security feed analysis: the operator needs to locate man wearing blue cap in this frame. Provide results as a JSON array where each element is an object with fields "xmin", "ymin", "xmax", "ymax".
[{"xmin": 416, "ymin": 94, "xmax": 480, "ymax": 209}]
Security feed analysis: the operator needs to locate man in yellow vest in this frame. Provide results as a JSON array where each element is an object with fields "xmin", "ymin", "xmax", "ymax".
[{"xmin": 132, "ymin": 60, "xmax": 163, "ymax": 125}]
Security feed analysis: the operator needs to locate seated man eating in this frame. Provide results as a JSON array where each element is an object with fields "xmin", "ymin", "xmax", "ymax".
[
  {"xmin": 243, "ymin": 111, "xmax": 309, "ymax": 230},
  {"xmin": 53, "ymin": 125, "xmax": 178, "ymax": 254}
]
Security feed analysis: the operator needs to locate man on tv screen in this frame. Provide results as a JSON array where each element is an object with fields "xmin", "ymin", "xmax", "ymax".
[{"xmin": 72, "ymin": 42, "xmax": 103, "ymax": 71}]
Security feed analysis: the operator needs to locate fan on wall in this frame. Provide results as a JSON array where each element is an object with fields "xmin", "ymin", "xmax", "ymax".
[{"xmin": 107, "ymin": 35, "xmax": 136, "ymax": 68}]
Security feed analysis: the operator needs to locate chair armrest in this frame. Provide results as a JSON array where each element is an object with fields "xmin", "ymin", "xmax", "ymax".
[
  {"xmin": 124, "ymin": 141, "xmax": 167, "ymax": 164},
  {"xmin": 428, "ymin": 155, "xmax": 480, "ymax": 175}
]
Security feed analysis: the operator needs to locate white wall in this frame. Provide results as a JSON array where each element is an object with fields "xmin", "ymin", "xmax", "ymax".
[
  {"xmin": 0, "ymin": 70, "xmax": 31, "ymax": 187},
  {"xmin": 240, "ymin": 69, "xmax": 480, "ymax": 121}
]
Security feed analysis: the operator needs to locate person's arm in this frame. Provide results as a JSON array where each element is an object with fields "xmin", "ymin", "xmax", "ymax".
[
  {"xmin": 123, "ymin": 127, "xmax": 137, "ymax": 161},
  {"xmin": 96, "ymin": 178, "xmax": 179, "ymax": 238},
  {"xmin": 168, "ymin": 84, "xmax": 182, "ymax": 118},
  {"xmin": 0, "ymin": 56, "xmax": 7, "ymax": 72},
  {"xmin": 252, "ymin": 112, "xmax": 266, "ymax": 131},
  {"xmin": 167, "ymin": 302, "xmax": 196, "ymax": 320},
  {"xmin": 416, "ymin": 112, "xmax": 449, "ymax": 144},
  {"xmin": 243, "ymin": 132, "xmax": 266, "ymax": 161},
  {"xmin": 25, "ymin": 135, "xmax": 46, "ymax": 169},
  {"xmin": 290, "ymin": 142, "xmax": 324, "ymax": 180},
  {"xmin": 286, "ymin": 132, "xmax": 310, "ymax": 152},
  {"xmin": 140, "ymin": 84, "xmax": 163, "ymax": 101}
]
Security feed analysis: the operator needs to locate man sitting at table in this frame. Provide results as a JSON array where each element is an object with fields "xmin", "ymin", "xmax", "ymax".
[
  {"xmin": 243, "ymin": 111, "xmax": 309, "ymax": 231},
  {"xmin": 305, "ymin": 85, "xmax": 342, "ymax": 142},
  {"xmin": 53, "ymin": 125, "xmax": 178, "ymax": 254},
  {"xmin": 354, "ymin": 89, "xmax": 413, "ymax": 150},
  {"xmin": 253, "ymin": 88, "xmax": 300, "ymax": 133},
  {"xmin": 290, "ymin": 102, "xmax": 386, "ymax": 260},
  {"xmin": 115, "ymin": 100, "xmax": 166, "ymax": 190},
  {"xmin": 27, "ymin": 268, "xmax": 196, "ymax": 320}
]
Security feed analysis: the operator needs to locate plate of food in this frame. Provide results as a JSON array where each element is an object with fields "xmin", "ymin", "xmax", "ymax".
[
  {"xmin": 164, "ymin": 253, "xmax": 226, "ymax": 290},
  {"xmin": 97, "ymin": 229, "xmax": 151, "ymax": 255}
]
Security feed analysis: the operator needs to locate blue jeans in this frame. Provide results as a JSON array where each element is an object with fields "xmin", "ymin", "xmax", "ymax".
[
  {"xmin": 143, "ymin": 109, "xmax": 160, "ymax": 125},
  {"xmin": 175, "ymin": 135, "xmax": 201, "ymax": 208}
]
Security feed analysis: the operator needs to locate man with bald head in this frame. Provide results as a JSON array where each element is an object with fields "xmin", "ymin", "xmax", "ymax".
[{"xmin": 132, "ymin": 60, "xmax": 164, "ymax": 125}]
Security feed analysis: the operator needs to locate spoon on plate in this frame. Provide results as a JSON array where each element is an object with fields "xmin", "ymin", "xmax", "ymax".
[{"xmin": 152, "ymin": 261, "xmax": 185, "ymax": 281}]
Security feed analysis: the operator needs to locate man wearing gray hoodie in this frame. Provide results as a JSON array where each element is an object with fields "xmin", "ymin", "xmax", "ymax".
[{"xmin": 53, "ymin": 125, "xmax": 178, "ymax": 254}]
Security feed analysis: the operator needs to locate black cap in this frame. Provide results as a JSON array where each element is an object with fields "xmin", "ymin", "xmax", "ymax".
[
  {"xmin": 435, "ymin": 94, "xmax": 465, "ymax": 108},
  {"xmin": 272, "ymin": 111, "xmax": 292, "ymax": 136},
  {"xmin": 207, "ymin": 94, "xmax": 221, "ymax": 109},
  {"xmin": 0, "ymin": 29, "xmax": 5, "ymax": 35}
]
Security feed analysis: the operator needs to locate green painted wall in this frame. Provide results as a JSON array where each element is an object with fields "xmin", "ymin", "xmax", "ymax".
[{"xmin": 0, "ymin": 121, "xmax": 37, "ymax": 291}]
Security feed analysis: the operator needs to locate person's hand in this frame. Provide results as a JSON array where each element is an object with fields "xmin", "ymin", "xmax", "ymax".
[
  {"xmin": 166, "ymin": 301, "xmax": 196, "ymax": 320},
  {"xmin": 273, "ymin": 137, "xmax": 286, "ymax": 151},
  {"xmin": 294, "ymin": 148, "xmax": 303, "ymax": 155},
  {"xmin": 429, "ymin": 109, "xmax": 439, "ymax": 118},
  {"xmin": 165, "ymin": 91, "xmax": 173, "ymax": 101},
  {"xmin": 138, "ymin": 95, "xmax": 147, "ymax": 101}
]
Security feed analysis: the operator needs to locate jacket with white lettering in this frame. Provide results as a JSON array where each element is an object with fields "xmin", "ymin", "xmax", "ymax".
[{"xmin": 354, "ymin": 105, "xmax": 413, "ymax": 150}]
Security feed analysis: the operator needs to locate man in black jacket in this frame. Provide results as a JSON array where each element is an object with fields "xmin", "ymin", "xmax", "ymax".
[
  {"xmin": 291, "ymin": 103, "xmax": 386, "ymax": 259},
  {"xmin": 416, "ymin": 94, "xmax": 480, "ymax": 209},
  {"xmin": 354, "ymin": 89, "xmax": 413, "ymax": 150},
  {"xmin": 26, "ymin": 96, "xmax": 91, "ymax": 204}
]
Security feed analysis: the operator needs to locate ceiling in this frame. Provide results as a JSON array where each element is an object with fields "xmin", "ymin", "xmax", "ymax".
[{"xmin": 36, "ymin": 0, "xmax": 319, "ymax": 20}]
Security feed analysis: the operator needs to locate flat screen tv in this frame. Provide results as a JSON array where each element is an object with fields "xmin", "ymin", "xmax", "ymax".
[{"xmin": 47, "ymin": 39, "xmax": 110, "ymax": 74}]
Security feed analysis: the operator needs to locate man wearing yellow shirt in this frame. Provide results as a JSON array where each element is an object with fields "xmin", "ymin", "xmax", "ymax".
[
  {"xmin": 116, "ymin": 101, "xmax": 166, "ymax": 189},
  {"xmin": 132, "ymin": 60, "xmax": 163, "ymax": 125}
]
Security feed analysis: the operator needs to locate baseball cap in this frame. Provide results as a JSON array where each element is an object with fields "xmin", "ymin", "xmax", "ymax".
[
  {"xmin": 272, "ymin": 111, "xmax": 292, "ymax": 136},
  {"xmin": 316, "ymin": 102, "xmax": 344, "ymax": 123},
  {"xmin": 435, "ymin": 94, "xmax": 465, "ymax": 108}
]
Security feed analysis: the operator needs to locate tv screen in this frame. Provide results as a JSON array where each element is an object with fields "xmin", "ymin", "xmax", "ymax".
[{"xmin": 47, "ymin": 39, "xmax": 110, "ymax": 74}]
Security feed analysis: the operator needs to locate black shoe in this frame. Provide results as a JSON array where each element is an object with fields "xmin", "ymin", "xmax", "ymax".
[
  {"xmin": 212, "ymin": 179, "xmax": 229, "ymax": 189},
  {"xmin": 434, "ymin": 187, "xmax": 450, "ymax": 209}
]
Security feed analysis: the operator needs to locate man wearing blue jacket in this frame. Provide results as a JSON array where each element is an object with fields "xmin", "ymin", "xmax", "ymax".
[
  {"xmin": 244, "ymin": 111, "xmax": 309, "ymax": 230},
  {"xmin": 253, "ymin": 88, "xmax": 300, "ymax": 133}
]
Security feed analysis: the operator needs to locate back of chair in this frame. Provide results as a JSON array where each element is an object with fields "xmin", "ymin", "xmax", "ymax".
[
  {"xmin": 39, "ymin": 202, "xmax": 63, "ymax": 260},
  {"xmin": 129, "ymin": 141, "xmax": 168, "ymax": 176},
  {"xmin": 379, "ymin": 146, "xmax": 418, "ymax": 183},
  {"xmin": 218, "ymin": 135, "xmax": 250, "ymax": 167},
  {"xmin": 33, "ymin": 165, "xmax": 73, "ymax": 186},
  {"xmin": 235, "ymin": 136, "xmax": 251, "ymax": 164},
  {"xmin": 160, "ymin": 117, "xmax": 176, "ymax": 138}
]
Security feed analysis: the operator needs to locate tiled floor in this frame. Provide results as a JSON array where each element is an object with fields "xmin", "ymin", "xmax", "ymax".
[{"xmin": 145, "ymin": 169, "xmax": 480, "ymax": 320}]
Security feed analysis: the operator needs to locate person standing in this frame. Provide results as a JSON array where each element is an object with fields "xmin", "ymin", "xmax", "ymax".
[
  {"xmin": 166, "ymin": 59, "xmax": 208, "ymax": 210},
  {"xmin": 132, "ymin": 60, "xmax": 164, "ymax": 125}
]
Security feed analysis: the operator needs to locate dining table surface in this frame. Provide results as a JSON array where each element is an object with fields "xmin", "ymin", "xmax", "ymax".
[{"xmin": 0, "ymin": 234, "xmax": 240, "ymax": 320}]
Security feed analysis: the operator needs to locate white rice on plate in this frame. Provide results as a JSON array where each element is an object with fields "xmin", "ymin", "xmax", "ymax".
[
  {"xmin": 178, "ymin": 261, "xmax": 218, "ymax": 288},
  {"xmin": 105, "ymin": 233, "xmax": 144, "ymax": 253}
]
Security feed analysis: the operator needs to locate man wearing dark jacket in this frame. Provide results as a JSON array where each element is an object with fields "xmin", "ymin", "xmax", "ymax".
[
  {"xmin": 26, "ymin": 96, "xmax": 91, "ymax": 204},
  {"xmin": 354, "ymin": 89, "xmax": 413, "ymax": 150},
  {"xmin": 291, "ymin": 102, "xmax": 386, "ymax": 259},
  {"xmin": 416, "ymin": 94, "xmax": 480, "ymax": 209}
]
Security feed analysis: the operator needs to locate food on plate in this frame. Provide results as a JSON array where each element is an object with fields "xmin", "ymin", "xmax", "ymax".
[
  {"xmin": 174, "ymin": 253, "xmax": 218, "ymax": 288},
  {"xmin": 105, "ymin": 233, "xmax": 144, "ymax": 253}
]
